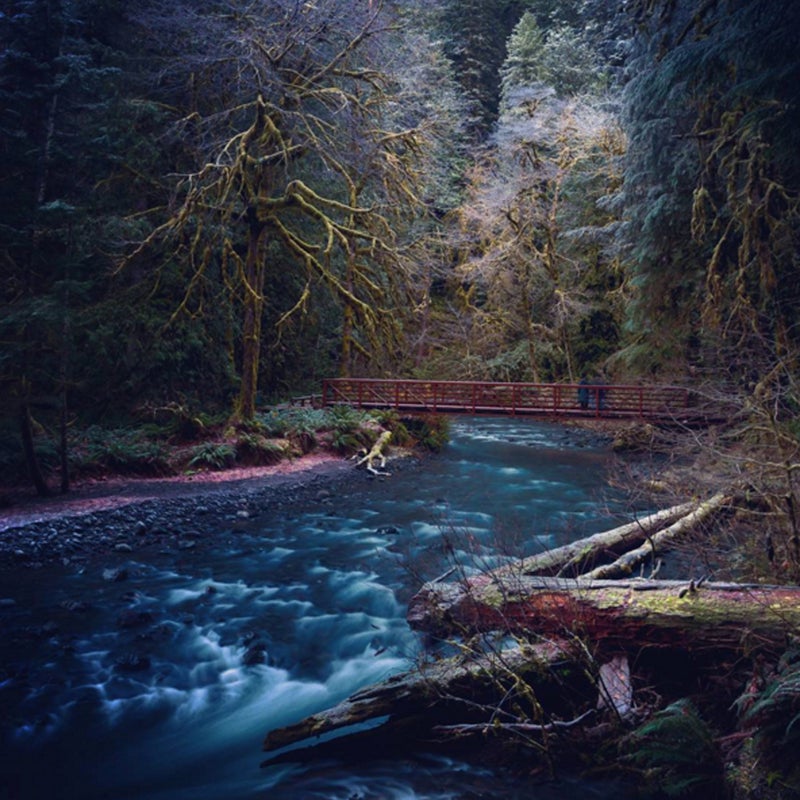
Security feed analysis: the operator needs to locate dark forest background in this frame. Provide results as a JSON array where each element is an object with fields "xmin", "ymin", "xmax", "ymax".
[{"xmin": 2, "ymin": 0, "xmax": 799, "ymax": 487}]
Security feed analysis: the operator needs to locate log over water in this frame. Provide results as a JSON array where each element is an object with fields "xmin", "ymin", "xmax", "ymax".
[
  {"xmin": 407, "ymin": 576, "xmax": 800, "ymax": 656},
  {"xmin": 263, "ymin": 640, "xmax": 571, "ymax": 759}
]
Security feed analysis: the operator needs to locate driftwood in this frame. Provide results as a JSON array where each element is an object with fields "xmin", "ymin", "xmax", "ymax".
[
  {"xmin": 263, "ymin": 639, "xmax": 570, "ymax": 759},
  {"xmin": 262, "ymin": 497, "xmax": 798, "ymax": 770},
  {"xmin": 353, "ymin": 430, "xmax": 392, "ymax": 474},
  {"xmin": 580, "ymin": 492, "xmax": 731, "ymax": 580},
  {"xmin": 505, "ymin": 499, "xmax": 701, "ymax": 578},
  {"xmin": 263, "ymin": 577, "xmax": 800, "ymax": 761},
  {"xmin": 407, "ymin": 575, "xmax": 800, "ymax": 656}
]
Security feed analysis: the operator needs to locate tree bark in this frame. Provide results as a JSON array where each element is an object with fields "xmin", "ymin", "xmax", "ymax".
[
  {"xmin": 263, "ymin": 639, "xmax": 570, "ymax": 759},
  {"xmin": 20, "ymin": 401, "xmax": 49, "ymax": 497},
  {"xmin": 504, "ymin": 499, "xmax": 701, "ymax": 578},
  {"xmin": 407, "ymin": 575, "xmax": 800, "ymax": 656},
  {"xmin": 235, "ymin": 221, "xmax": 266, "ymax": 421},
  {"xmin": 579, "ymin": 492, "xmax": 730, "ymax": 580}
]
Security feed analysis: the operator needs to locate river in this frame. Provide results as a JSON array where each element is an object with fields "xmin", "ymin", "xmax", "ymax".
[{"xmin": 1, "ymin": 417, "xmax": 635, "ymax": 799}]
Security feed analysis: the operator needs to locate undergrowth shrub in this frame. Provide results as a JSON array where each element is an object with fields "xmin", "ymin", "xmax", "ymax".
[
  {"xmin": 733, "ymin": 648, "xmax": 800, "ymax": 791},
  {"xmin": 187, "ymin": 442, "xmax": 237, "ymax": 470},
  {"xmin": 401, "ymin": 414, "xmax": 450, "ymax": 452},
  {"xmin": 371, "ymin": 410, "xmax": 412, "ymax": 446},
  {"xmin": 70, "ymin": 427, "xmax": 172, "ymax": 476},
  {"xmin": 623, "ymin": 698, "xmax": 725, "ymax": 798},
  {"xmin": 138, "ymin": 402, "xmax": 222, "ymax": 442},
  {"xmin": 235, "ymin": 433, "xmax": 288, "ymax": 465}
]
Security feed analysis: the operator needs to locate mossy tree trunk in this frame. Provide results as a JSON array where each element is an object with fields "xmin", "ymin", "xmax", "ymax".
[
  {"xmin": 407, "ymin": 576, "xmax": 800, "ymax": 657},
  {"xmin": 20, "ymin": 399, "xmax": 49, "ymax": 497},
  {"xmin": 234, "ymin": 216, "xmax": 268, "ymax": 421}
]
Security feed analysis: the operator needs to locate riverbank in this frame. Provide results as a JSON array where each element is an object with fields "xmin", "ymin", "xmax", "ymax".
[{"xmin": 0, "ymin": 452, "xmax": 382, "ymax": 569}]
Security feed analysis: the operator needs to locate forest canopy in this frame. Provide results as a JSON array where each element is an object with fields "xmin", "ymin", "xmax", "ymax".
[{"xmin": 1, "ymin": 0, "xmax": 799, "ymax": 487}]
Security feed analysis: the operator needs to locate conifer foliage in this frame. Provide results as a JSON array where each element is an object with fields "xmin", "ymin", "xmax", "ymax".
[{"xmin": 619, "ymin": 0, "xmax": 800, "ymax": 378}]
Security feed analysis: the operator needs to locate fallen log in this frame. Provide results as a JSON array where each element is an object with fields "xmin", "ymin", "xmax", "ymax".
[
  {"xmin": 580, "ymin": 492, "xmax": 731, "ymax": 580},
  {"xmin": 264, "ymin": 575, "xmax": 800, "ymax": 763},
  {"xmin": 504, "ymin": 499, "xmax": 700, "ymax": 578},
  {"xmin": 262, "ymin": 639, "xmax": 572, "ymax": 759},
  {"xmin": 407, "ymin": 575, "xmax": 800, "ymax": 657},
  {"xmin": 352, "ymin": 430, "xmax": 392, "ymax": 474}
]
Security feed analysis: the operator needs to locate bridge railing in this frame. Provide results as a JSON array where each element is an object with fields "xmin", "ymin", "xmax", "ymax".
[{"xmin": 321, "ymin": 378, "xmax": 696, "ymax": 420}]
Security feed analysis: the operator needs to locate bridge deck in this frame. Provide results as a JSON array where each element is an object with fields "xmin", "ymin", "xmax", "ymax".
[{"xmin": 321, "ymin": 378, "xmax": 708, "ymax": 422}]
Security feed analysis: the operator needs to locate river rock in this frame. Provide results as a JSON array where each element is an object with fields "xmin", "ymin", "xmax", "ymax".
[{"xmin": 103, "ymin": 567, "xmax": 129, "ymax": 582}]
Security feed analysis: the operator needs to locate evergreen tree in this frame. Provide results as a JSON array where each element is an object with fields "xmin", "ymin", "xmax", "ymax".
[
  {"xmin": 0, "ymin": 0, "xmax": 133, "ymax": 491},
  {"xmin": 619, "ymin": 0, "xmax": 800, "ymax": 380},
  {"xmin": 500, "ymin": 11, "xmax": 603, "ymax": 105},
  {"xmin": 435, "ymin": 0, "xmax": 536, "ymax": 134}
]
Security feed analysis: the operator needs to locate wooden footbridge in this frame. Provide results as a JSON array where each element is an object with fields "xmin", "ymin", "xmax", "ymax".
[{"xmin": 320, "ymin": 378, "xmax": 714, "ymax": 423}]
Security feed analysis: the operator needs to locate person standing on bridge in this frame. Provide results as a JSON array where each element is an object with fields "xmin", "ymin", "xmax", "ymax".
[
  {"xmin": 595, "ymin": 373, "xmax": 608, "ymax": 411},
  {"xmin": 578, "ymin": 377, "xmax": 590, "ymax": 410}
]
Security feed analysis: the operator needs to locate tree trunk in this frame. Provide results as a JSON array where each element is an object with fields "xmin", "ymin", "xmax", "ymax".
[
  {"xmin": 263, "ymin": 639, "xmax": 570, "ymax": 760},
  {"xmin": 264, "ymin": 576, "xmax": 800, "ymax": 764},
  {"xmin": 339, "ymin": 239, "xmax": 356, "ymax": 378},
  {"xmin": 407, "ymin": 575, "xmax": 800, "ymax": 656},
  {"xmin": 20, "ymin": 401, "xmax": 49, "ymax": 497},
  {"xmin": 235, "ymin": 222, "xmax": 266, "ymax": 421},
  {"xmin": 579, "ymin": 492, "xmax": 730, "ymax": 580},
  {"xmin": 505, "ymin": 499, "xmax": 701, "ymax": 578}
]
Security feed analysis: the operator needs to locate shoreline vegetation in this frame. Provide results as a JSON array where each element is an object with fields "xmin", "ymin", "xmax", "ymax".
[{"xmin": 0, "ymin": 406, "xmax": 451, "ymax": 526}]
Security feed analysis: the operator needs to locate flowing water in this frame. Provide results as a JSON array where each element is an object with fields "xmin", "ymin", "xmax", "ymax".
[{"xmin": 1, "ymin": 418, "xmax": 635, "ymax": 799}]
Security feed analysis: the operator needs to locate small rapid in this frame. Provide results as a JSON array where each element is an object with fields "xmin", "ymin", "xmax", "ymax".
[{"xmin": 1, "ymin": 417, "xmax": 631, "ymax": 799}]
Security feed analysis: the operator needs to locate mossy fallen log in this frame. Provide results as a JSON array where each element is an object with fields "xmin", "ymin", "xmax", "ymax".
[
  {"xmin": 262, "ymin": 639, "xmax": 571, "ymax": 760},
  {"xmin": 407, "ymin": 575, "xmax": 800, "ymax": 657}
]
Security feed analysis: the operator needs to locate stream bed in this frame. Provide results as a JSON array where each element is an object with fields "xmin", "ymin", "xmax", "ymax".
[{"xmin": 1, "ymin": 417, "xmax": 637, "ymax": 799}]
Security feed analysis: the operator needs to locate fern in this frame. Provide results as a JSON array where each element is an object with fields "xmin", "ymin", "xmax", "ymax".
[
  {"xmin": 188, "ymin": 442, "xmax": 237, "ymax": 470},
  {"xmin": 69, "ymin": 427, "xmax": 172, "ymax": 476},
  {"xmin": 235, "ymin": 433, "xmax": 287, "ymax": 465},
  {"xmin": 624, "ymin": 699, "xmax": 724, "ymax": 798},
  {"xmin": 737, "ymin": 649, "xmax": 800, "ymax": 749}
]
